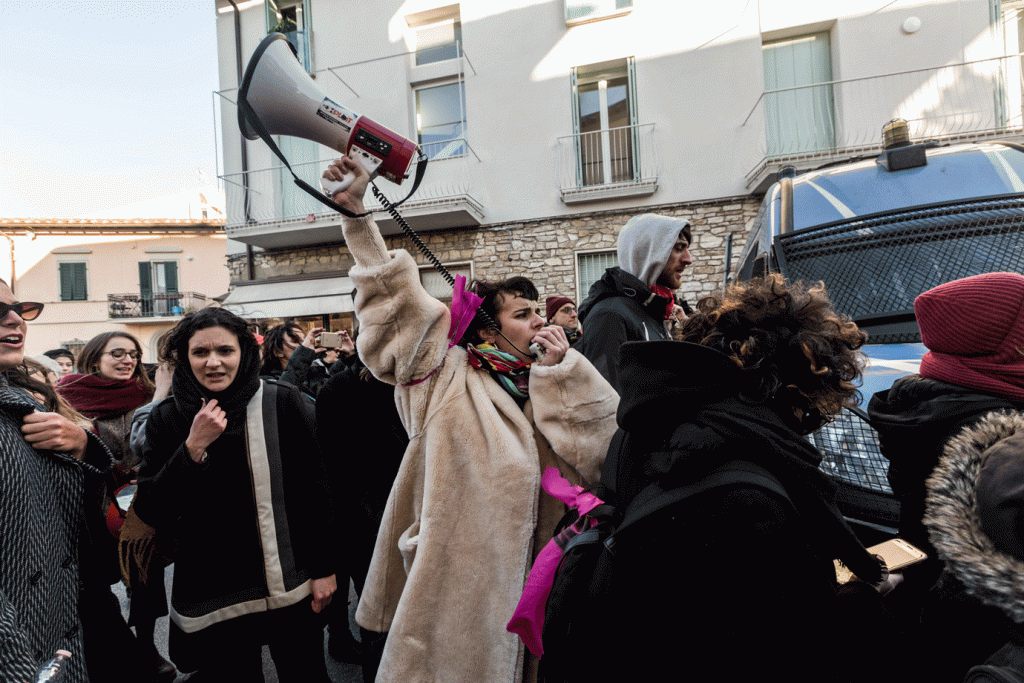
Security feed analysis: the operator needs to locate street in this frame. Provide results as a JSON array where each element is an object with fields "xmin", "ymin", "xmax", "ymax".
[{"xmin": 111, "ymin": 568, "xmax": 364, "ymax": 683}]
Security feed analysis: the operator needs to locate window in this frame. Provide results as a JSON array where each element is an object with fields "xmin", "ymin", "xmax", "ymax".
[
  {"xmin": 576, "ymin": 250, "xmax": 617, "ymax": 301},
  {"xmin": 407, "ymin": 4, "xmax": 462, "ymax": 66},
  {"xmin": 571, "ymin": 58, "xmax": 638, "ymax": 186},
  {"xmin": 139, "ymin": 261, "xmax": 179, "ymax": 317},
  {"xmin": 266, "ymin": 0, "xmax": 312, "ymax": 71},
  {"xmin": 420, "ymin": 264, "xmax": 472, "ymax": 305},
  {"xmin": 416, "ymin": 81, "xmax": 467, "ymax": 160},
  {"xmin": 565, "ymin": 0, "xmax": 632, "ymax": 24},
  {"xmin": 762, "ymin": 33, "xmax": 835, "ymax": 158},
  {"xmin": 416, "ymin": 19, "xmax": 462, "ymax": 65},
  {"xmin": 59, "ymin": 262, "xmax": 87, "ymax": 301}
]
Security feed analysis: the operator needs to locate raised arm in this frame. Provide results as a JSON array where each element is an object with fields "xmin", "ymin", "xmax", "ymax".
[{"xmin": 325, "ymin": 157, "xmax": 450, "ymax": 386}]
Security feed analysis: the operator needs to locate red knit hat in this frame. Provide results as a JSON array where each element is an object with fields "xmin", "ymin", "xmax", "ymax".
[
  {"xmin": 915, "ymin": 272, "xmax": 1024, "ymax": 400},
  {"xmin": 546, "ymin": 296, "xmax": 574, "ymax": 322}
]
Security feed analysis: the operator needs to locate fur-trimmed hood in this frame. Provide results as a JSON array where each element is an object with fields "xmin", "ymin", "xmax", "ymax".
[{"xmin": 924, "ymin": 409, "xmax": 1024, "ymax": 622}]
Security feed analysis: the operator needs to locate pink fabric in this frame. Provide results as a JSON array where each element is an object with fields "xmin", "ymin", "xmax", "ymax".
[
  {"xmin": 447, "ymin": 274, "xmax": 483, "ymax": 348},
  {"xmin": 507, "ymin": 467, "xmax": 604, "ymax": 657}
]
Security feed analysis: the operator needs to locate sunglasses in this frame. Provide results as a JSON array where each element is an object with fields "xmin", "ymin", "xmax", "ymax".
[
  {"xmin": 0, "ymin": 301, "xmax": 44, "ymax": 321},
  {"xmin": 103, "ymin": 349, "xmax": 141, "ymax": 360}
]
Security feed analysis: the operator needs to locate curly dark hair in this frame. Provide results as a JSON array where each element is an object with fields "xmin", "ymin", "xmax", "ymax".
[
  {"xmin": 165, "ymin": 307, "xmax": 259, "ymax": 366},
  {"xmin": 260, "ymin": 321, "xmax": 304, "ymax": 375},
  {"xmin": 679, "ymin": 274, "xmax": 866, "ymax": 424},
  {"xmin": 461, "ymin": 276, "xmax": 540, "ymax": 346}
]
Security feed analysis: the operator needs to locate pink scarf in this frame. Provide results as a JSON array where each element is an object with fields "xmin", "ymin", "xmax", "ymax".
[{"xmin": 507, "ymin": 467, "xmax": 605, "ymax": 657}]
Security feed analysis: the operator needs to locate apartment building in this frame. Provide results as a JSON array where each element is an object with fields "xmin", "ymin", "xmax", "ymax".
[
  {"xmin": 0, "ymin": 188, "xmax": 229, "ymax": 360},
  {"xmin": 214, "ymin": 0, "xmax": 1023, "ymax": 329}
]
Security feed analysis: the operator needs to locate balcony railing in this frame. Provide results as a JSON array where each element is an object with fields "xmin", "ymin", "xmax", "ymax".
[
  {"xmin": 108, "ymin": 292, "xmax": 208, "ymax": 319},
  {"xmin": 221, "ymin": 138, "xmax": 480, "ymax": 230},
  {"xmin": 744, "ymin": 53, "xmax": 1024, "ymax": 187},
  {"xmin": 556, "ymin": 123, "xmax": 659, "ymax": 203}
]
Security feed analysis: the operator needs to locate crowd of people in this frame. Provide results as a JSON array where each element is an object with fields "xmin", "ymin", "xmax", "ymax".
[{"xmin": 0, "ymin": 152, "xmax": 1021, "ymax": 683}]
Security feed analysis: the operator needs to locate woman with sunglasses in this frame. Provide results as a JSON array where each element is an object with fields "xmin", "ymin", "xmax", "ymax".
[
  {"xmin": 0, "ymin": 283, "xmax": 124, "ymax": 683},
  {"xmin": 55, "ymin": 331, "xmax": 171, "ymax": 679}
]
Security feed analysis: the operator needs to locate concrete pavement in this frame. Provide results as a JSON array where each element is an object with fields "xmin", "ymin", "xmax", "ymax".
[{"xmin": 111, "ymin": 567, "xmax": 365, "ymax": 682}]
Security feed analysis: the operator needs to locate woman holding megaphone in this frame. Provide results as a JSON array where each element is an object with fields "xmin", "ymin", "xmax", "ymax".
[{"xmin": 323, "ymin": 157, "xmax": 619, "ymax": 683}]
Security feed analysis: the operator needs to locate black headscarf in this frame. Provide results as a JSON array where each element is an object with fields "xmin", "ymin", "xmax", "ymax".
[{"xmin": 170, "ymin": 331, "xmax": 261, "ymax": 437}]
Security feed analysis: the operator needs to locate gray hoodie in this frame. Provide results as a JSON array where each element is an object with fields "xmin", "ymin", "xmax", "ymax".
[{"xmin": 616, "ymin": 213, "xmax": 691, "ymax": 287}]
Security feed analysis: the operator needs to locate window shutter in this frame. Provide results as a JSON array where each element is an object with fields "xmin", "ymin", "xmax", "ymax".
[
  {"xmin": 164, "ymin": 262, "xmax": 179, "ymax": 295},
  {"xmin": 72, "ymin": 263, "xmax": 86, "ymax": 300},
  {"xmin": 139, "ymin": 262, "xmax": 152, "ymax": 298},
  {"xmin": 59, "ymin": 263, "xmax": 72, "ymax": 301}
]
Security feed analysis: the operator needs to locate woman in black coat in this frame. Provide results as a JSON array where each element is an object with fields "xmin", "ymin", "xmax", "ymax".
[
  {"xmin": 132, "ymin": 307, "xmax": 339, "ymax": 682},
  {"xmin": 554, "ymin": 275, "xmax": 905, "ymax": 683}
]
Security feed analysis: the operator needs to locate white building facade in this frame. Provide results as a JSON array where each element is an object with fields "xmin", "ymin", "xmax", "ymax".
[{"xmin": 214, "ymin": 0, "xmax": 1023, "ymax": 325}]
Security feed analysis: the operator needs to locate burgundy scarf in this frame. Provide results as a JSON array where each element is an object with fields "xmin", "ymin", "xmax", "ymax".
[{"xmin": 56, "ymin": 373, "xmax": 153, "ymax": 419}]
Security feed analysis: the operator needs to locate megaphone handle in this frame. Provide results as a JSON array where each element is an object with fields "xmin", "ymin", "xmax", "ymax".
[{"xmin": 321, "ymin": 172, "xmax": 356, "ymax": 197}]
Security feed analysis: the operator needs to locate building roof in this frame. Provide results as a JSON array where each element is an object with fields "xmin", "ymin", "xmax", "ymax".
[{"xmin": 0, "ymin": 216, "xmax": 225, "ymax": 234}]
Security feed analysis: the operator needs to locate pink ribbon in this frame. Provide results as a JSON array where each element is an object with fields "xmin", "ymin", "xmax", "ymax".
[
  {"xmin": 447, "ymin": 274, "xmax": 483, "ymax": 348},
  {"xmin": 506, "ymin": 467, "xmax": 605, "ymax": 657}
]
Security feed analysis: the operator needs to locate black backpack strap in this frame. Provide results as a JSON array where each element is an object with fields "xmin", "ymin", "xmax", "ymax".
[{"xmin": 606, "ymin": 460, "xmax": 793, "ymax": 554}]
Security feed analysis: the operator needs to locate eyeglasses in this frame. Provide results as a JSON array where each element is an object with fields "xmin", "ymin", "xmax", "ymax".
[
  {"xmin": 103, "ymin": 349, "xmax": 141, "ymax": 360},
  {"xmin": 0, "ymin": 301, "xmax": 44, "ymax": 321}
]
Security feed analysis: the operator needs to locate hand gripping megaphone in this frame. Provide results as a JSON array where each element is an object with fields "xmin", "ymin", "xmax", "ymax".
[{"xmin": 237, "ymin": 33, "xmax": 421, "ymax": 198}]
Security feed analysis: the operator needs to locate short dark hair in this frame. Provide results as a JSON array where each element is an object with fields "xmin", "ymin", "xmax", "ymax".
[
  {"xmin": 43, "ymin": 348, "xmax": 75, "ymax": 363},
  {"xmin": 679, "ymin": 274, "xmax": 866, "ymax": 423},
  {"xmin": 78, "ymin": 331, "xmax": 155, "ymax": 391},
  {"xmin": 166, "ymin": 307, "xmax": 259, "ymax": 367},
  {"xmin": 462, "ymin": 276, "xmax": 539, "ymax": 346}
]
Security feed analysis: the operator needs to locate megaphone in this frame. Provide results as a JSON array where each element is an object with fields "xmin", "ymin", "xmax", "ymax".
[{"xmin": 238, "ymin": 33, "xmax": 419, "ymax": 196}]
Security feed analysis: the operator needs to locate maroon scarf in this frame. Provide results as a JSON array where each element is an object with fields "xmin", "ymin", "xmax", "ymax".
[{"xmin": 56, "ymin": 373, "xmax": 152, "ymax": 419}]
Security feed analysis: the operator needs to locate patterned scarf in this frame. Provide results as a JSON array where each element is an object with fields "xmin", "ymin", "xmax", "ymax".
[{"xmin": 467, "ymin": 342, "xmax": 531, "ymax": 400}]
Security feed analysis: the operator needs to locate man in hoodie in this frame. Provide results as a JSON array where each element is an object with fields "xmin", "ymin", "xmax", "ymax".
[{"xmin": 577, "ymin": 214, "xmax": 692, "ymax": 393}]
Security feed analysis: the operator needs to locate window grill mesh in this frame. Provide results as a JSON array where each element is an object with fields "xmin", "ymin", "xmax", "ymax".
[
  {"xmin": 778, "ymin": 197, "xmax": 1024, "ymax": 332},
  {"xmin": 810, "ymin": 408, "xmax": 901, "ymax": 528}
]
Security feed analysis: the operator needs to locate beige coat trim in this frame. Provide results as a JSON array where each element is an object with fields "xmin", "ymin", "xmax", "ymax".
[
  {"xmin": 169, "ymin": 383, "xmax": 313, "ymax": 633},
  {"xmin": 170, "ymin": 580, "xmax": 313, "ymax": 633}
]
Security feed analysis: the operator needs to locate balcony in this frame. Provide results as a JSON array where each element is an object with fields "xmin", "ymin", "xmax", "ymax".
[
  {"xmin": 108, "ymin": 292, "xmax": 208, "ymax": 320},
  {"xmin": 222, "ymin": 139, "xmax": 484, "ymax": 250},
  {"xmin": 744, "ymin": 53, "xmax": 1024, "ymax": 192},
  {"xmin": 555, "ymin": 123, "xmax": 659, "ymax": 204}
]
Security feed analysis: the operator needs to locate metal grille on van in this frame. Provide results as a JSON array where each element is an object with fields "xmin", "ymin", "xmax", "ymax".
[{"xmin": 775, "ymin": 196, "xmax": 1024, "ymax": 343}]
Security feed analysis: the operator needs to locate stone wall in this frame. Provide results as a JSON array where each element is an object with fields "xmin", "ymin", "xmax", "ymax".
[{"xmin": 228, "ymin": 195, "xmax": 762, "ymax": 304}]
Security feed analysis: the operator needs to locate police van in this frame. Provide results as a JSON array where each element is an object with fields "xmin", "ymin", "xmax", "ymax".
[{"xmin": 734, "ymin": 121, "xmax": 1024, "ymax": 537}]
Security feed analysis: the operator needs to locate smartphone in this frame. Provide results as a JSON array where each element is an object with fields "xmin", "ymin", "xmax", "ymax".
[
  {"xmin": 318, "ymin": 331, "xmax": 343, "ymax": 348},
  {"xmin": 868, "ymin": 537, "xmax": 928, "ymax": 572},
  {"xmin": 834, "ymin": 538, "xmax": 927, "ymax": 584}
]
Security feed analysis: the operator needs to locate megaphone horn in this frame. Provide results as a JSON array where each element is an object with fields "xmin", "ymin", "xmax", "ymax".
[{"xmin": 238, "ymin": 33, "xmax": 419, "ymax": 194}]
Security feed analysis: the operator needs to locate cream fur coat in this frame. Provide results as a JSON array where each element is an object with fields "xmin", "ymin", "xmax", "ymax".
[{"xmin": 343, "ymin": 216, "xmax": 619, "ymax": 683}]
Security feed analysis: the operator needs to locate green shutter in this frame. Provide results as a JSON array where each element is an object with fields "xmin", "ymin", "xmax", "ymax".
[
  {"xmin": 59, "ymin": 262, "xmax": 87, "ymax": 301},
  {"xmin": 163, "ymin": 262, "xmax": 179, "ymax": 295},
  {"xmin": 139, "ymin": 262, "xmax": 152, "ymax": 298}
]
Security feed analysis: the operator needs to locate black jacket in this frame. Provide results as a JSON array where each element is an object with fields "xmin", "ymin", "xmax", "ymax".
[
  {"xmin": 867, "ymin": 374, "xmax": 1024, "ymax": 556},
  {"xmin": 577, "ymin": 266, "xmax": 673, "ymax": 394},
  {"xmin": 135, "ymin": 379, "xmax": 337, "ymax": 671},
  {"xmin": 577, "ymin": 341, "xmax": 902, "ymax": 682}
]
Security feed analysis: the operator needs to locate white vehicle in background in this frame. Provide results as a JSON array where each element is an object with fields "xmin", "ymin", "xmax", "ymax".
[{"xmin": 733, "ymin": 121, "xmax": 1024, "ymax": 539}]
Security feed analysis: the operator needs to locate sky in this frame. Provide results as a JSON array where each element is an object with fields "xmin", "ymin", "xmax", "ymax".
[{"xmin": 0, "ymin": 0, "xmax": 221, "ymax": 219}]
